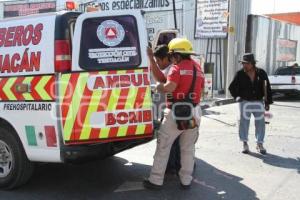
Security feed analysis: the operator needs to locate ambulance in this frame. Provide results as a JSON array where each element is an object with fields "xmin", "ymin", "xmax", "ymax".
[{"xmin": 0, "ymin": 10, "xmax": 155, "ymax": 189}]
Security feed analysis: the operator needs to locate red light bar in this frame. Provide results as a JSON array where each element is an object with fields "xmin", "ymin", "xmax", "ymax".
[{"xmin": 66, "ymin": 1, "xmax": 76, "ymax": 10}]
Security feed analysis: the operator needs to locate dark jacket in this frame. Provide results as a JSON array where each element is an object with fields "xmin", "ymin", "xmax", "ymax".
[{"xmin": 229, "ymin": 67, "xmax": 273, "ymax": 105}]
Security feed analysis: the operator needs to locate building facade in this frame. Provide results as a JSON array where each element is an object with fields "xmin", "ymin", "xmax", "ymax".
[{"xmin": 0, "ymin": 0, "xmax": 253, "ymax": 93}]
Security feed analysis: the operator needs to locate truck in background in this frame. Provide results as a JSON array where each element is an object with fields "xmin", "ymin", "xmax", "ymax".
[{"xmin": 268, "ymin": 64, "xmax": 300, "ymax": 96}]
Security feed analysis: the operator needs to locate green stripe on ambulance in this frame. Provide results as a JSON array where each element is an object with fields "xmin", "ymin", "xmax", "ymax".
[{"xmin": 25, "ymin": 126, "xmax": 37, "ymax": 146}]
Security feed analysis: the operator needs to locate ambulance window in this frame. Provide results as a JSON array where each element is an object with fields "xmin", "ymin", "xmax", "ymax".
[
  {"xmin": 67, "ymin": 20, "xmax": 76, "ymax": 54},
  {"xmin": 79, "ymin": 15, "xmax": 141, "ymax": 71},
  {"xmin": 157, "ymin": 33, "xmax": 176, "ymax": 46}
]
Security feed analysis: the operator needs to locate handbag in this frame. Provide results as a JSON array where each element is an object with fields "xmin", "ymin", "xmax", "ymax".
[{"xmin": 171, "ymin": 65, "xmax": 197, "ymax": 130}]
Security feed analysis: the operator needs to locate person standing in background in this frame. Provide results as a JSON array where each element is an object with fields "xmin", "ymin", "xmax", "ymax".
[{"xmin": 229, "ymin": 53, "xmax": 273, "ymax": 154}]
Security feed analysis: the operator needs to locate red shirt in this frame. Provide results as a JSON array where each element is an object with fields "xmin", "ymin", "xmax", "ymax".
[{"xmin": 167, "ymin": 59, "xmax": 204, "ymax": 104}]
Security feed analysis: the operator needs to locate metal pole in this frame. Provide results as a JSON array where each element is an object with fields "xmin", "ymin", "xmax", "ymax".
[
  {"xmin": 215, "ymin": 39, "xmax": 218, "ymax": 90},
  {"xmin": 226, "ymin": 0, "xmax": 236, "ymax": 98},
  {"xmin": 172, "ymin": 0, "xmax": 177, "ymax": 29},
  {"xmin": 219, "ymin": 39, "xmax": 223, "ymax": 89}
]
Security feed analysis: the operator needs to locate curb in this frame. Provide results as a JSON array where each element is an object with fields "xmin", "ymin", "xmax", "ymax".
[
  {"xmin": 201, "ymin": 98, "xmax": 235, "ymax": 109},
  {"xmin": 213, "ymin": 98, "xmax": 235, "ymax": 106}
]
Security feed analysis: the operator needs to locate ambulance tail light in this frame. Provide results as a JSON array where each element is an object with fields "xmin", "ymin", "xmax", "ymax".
[
  {"xmin": 55, "ymin": 40, "xmax": 71, "ymax": 72},
  {"xmin": 44, "ymin": 126, "xmax": 57, "ymax": 147}
]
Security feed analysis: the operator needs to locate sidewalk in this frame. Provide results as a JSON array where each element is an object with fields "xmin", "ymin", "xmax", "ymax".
[{"xmin": 201, "ymin": 93, "xmax": 235, "ymax": 109}]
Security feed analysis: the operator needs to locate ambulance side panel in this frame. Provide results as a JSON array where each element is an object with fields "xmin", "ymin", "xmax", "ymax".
[
  {"xmin": 0, "ymin": 14, "xmax": 56, "ymax": 76},
  {"xmin": 0, "ymin": 14, "xmax": 61, "ymax": 162}
]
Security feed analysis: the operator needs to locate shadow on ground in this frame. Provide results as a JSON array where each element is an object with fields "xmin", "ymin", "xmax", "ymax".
[
  {"xmin": 0, "ymin": 157, "xmax": 258, "ymax": 200},
  {"xmin": 272, "ymin": 93, "xmax": 300, "ymax": 102},
  {"xmin": 248, "ymin": 152, "xmax": 300, "ymax": 173}
]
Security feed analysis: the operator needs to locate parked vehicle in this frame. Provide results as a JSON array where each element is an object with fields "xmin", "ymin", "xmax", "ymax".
[
  {"xmin": 0, "ymin": 10, "xmax": 155, "ymax": 189},
  {"xmin": 268, "ymin": 65, "xmax": 300, "ymax": 96}
]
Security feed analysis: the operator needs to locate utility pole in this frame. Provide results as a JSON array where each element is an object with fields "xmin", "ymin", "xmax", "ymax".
[
  {"xmin": 226, "ymin": 0, "xmax": 236, "ymax": 98},
  {"xmin": 172, "ymin": 0, "xmax": 177, "ymax": 29},
  {"xmin": 226, "ymin": 0, "xmax": 251, "ymax": 98}
]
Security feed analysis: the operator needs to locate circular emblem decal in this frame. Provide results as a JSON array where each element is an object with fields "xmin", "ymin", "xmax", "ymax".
[{"xmin": 97, "ymin": 20, "xmax": 125, "ymax": 47}]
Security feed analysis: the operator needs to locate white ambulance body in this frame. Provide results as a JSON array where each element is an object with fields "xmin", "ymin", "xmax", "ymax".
[{"xmin": 0, "ymin": 11, "xmax": 153, "ymax": 189}]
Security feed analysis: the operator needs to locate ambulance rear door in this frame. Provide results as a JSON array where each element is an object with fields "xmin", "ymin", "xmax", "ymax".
[
  {"xmin": 151, "ymin": 29, "xmax": 179, "ymax": 49},
  {"xmin": 59, "ymin": 11, "xmax": 153, "ymax": 145}
]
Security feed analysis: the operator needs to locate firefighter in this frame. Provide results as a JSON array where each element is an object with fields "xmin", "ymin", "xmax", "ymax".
[
  {"xmin": 144, "ymin": 38, "xmax": 204, "ymax": 190},
  {"xmin": 147, "ymin": 44, "xmax": 181, "ymax": 175}
]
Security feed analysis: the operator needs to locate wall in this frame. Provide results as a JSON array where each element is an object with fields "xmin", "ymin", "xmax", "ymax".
[
  {"xmin": 0, "ymin": 0, "xmax": 252, "ymax": 91},
  {"xmin": 268, "ymin": 12, "xmax": 300, "ymax": 25},
  {"xmin": 145, "ymin": 10, "xmax": 183, "ymax": 42},
  {"xmin": 0, "ymin": 3, "xmax": 3, "ymax": 19},
  {"xmin": 246, "ymin": 15, "xmax": 300, "ymax": 75}
]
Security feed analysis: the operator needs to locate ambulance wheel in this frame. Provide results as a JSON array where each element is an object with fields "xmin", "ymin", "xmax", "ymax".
[{"xmin": 0, "ymin": 127, "xmax": 34, "ymax": 190}]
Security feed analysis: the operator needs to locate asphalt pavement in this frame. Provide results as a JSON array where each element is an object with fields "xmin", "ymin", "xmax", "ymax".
[
  {"xmin": 0, "ymin": 97, "xmax": 299, "ymax": 200},
  {"xmin": 117, "ymin": 96, "xmax": 300, "ymax": 200}
]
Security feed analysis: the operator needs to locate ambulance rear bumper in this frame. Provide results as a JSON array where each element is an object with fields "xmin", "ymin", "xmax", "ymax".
[{"xmin": 60, "ymin": 136, "xmax": 153, "ymax": 163}]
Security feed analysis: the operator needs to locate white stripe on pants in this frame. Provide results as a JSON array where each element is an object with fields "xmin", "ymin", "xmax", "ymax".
[{"xmin": 148, "ymin": 106, "xmax": 201, "ymax": 185}]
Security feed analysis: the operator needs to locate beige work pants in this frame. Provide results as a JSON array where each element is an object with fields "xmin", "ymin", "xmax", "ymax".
[{"xmin": 148, "ymin": 106, "xmax": 201, "ymax": 185}]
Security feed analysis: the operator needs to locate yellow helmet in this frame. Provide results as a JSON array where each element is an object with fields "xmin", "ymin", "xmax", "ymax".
[{"xmin": 168, "ymin": 38, "xmax": 196, "ymax": 55}]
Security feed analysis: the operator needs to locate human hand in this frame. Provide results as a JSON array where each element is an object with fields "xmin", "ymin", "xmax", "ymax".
[
  {"xmin": 235, "ymin": 96, "xmax": 242, "ymax": 102},
  {"xmin": 147, "ymin": 47, "xmax": 154, "ymax": 58},
  {"xmin": 155, "ymin": 82, "xmax": 164, "ymax": 93},
  {"xmin": 265, "ymin": 103, "xmax": 270, "ymax": 111}
]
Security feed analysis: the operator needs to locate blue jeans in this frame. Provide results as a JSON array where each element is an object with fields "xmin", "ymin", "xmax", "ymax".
[{"xmin": 239, "ymin": 100, "xmax": 265, "ymax": 144}]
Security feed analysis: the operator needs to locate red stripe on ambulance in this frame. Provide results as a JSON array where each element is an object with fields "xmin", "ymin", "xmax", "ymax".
[
  {"xmin": 0, "ymin": 78, "xmax": 9, "ymax": 100},
  {"xmin": 108, "ymin": 126, "xmax": 119, "ymax": 138},
  {"xmin": 134, "ymin": 87, "xmax": 147, "ymax": 109},
  {"xmin": 44, "ymin": 76, "xmax": 55, "ymax": 99},
  {"xmin": 97, "ymin": 90, "xmax": 112, "ymax": 112},
  {"xmin": 71, "ymin": 84, "xmax": 93, "ymax": 141},
  {"xmin": 126, "ymin": 125, "xmax": 137, "ymax": 136},
  {"xmin": 61, "ymin": 73, "xmax": 80, "ymax": 127},
  {"xmin": 30, "ymin": 76, "xmax": 42, "ymax": 100},
  {"xmin": 116, "ymin": 88, "xmax": 129, "ymax": 110}
]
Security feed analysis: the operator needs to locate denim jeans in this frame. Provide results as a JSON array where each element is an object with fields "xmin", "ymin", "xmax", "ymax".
[{"xmin": 239, "ymin": 100, "xmax": 265, "ymax": 143}]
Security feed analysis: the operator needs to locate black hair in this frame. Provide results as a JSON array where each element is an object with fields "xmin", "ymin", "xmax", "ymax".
[
  {"xmin": 180, "ymin": 54, "xmax": 191, "ymax": 60},
  {"xmin": 172, "ymin": 53, "xmax": 191, "ymax": 60},
  {"xmin": 154, "ymin": 45, "xmax": 169, "ymax": 59}
]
